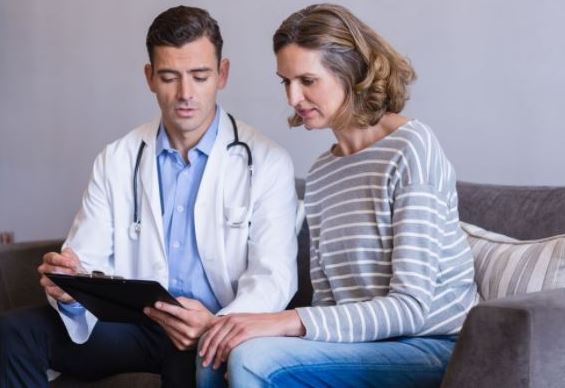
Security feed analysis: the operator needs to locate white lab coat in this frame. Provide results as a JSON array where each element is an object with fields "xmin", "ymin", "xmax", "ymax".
[{"xmin": 49, "ymin": 108, "xmax": 298, "ymax": 343}]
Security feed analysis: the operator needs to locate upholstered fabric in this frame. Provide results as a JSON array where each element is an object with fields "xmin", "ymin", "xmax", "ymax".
[
  {"xmin": 457, "ymin": 181, "xmax": 565, "ymax": 240},
  {"xmin": 461, "ymin": 222, "xmax": 565, "ymax": 301},
  {"xmin": 441, "ymin": 288, "xmax": 565, "ymax": 388},
  {"xmin": 0, "ymin": 240, "xmax": 61, "ymax": 311}
]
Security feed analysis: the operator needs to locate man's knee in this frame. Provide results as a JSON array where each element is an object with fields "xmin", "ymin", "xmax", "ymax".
[
  {"xmin": 0, "ymin": 306, "xmax": 58, "ymax": 354},
  {"xmin": 0, "ymin": 310, "xmax": 33, "ymax": 350}
]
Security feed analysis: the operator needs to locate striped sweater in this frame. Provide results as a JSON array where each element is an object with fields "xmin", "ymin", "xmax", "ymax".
[{"xmin": 296, "ymin": 120, "xmax": 479, "ymax": 342}]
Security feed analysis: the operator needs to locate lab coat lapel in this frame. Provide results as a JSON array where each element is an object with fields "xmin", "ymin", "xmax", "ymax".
[
  {"xmin": 195, "ymin": 109, "xmax": 235, "ymax": 306},
  {"xmin": 139, "ymin": 122, "xmax": 166, "ymax": 260}
]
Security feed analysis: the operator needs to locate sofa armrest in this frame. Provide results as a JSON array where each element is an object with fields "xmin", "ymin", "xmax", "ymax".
[
  {"xmin": 441, "ymin": 288, "xmax": 565, "ymax": 388},
  {"xmin": 0, "ymin": 240, "xmax": 63, "ymax": 313}
]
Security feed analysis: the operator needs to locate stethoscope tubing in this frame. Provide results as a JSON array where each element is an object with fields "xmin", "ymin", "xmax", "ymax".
[{"xmin": 130, "ymin": 113, "xmax": 251, "ymax": 237}]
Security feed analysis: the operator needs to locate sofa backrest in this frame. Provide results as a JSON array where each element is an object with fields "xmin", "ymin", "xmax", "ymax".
[
  {"xmin": 457, "ymin": 181, "xmax": 565, "ymax": 240},
  {"xmin": 0, "ymin": 240, "xmax": 63, "ymax": 313}
]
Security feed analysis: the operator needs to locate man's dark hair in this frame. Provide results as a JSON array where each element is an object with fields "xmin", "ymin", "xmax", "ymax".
[{"xmin": 146, "ymin": 6, "xmax": 223, "ymax": 66}]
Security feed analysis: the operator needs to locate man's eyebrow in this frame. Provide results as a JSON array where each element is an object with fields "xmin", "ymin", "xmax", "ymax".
[
  {"xmin": 156, "ymin": 67, "xmax": 213, "ymax": 75},
  {"xmin": 188, "ymin": 67, "xmax": 213, "ymax": 74}
]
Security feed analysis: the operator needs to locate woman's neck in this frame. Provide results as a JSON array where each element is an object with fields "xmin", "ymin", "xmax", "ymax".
[{"xmin": 331, "ymin": 113, "xmax": 409, "ymax": 156}]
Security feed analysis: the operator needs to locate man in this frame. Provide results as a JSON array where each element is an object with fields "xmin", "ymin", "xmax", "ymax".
[{"xmin": 0, "ymin": 6, "xmax": 297, "ymax": 387}]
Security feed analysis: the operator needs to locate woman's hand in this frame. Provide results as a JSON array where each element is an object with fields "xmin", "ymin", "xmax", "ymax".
[{"xmin": 200, "ymin": 310, "xmax": 305, "ymax": 369}]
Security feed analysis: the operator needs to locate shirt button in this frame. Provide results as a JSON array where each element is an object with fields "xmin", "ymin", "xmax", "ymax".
[
  {"xmin": 176, "ymin": 205, "xmax": 184, "ymax": 213},
  {"xmin": 172, "ymin": 241, "xmax": 181, "ymax": 249}
]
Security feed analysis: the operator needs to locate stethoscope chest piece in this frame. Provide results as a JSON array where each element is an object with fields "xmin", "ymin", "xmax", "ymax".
[{"xmin": 129, "ymin": 222, "xmax": 141, "ymax": 240}]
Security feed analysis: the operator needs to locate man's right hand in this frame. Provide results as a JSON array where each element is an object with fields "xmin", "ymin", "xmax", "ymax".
[{"xmin": 38, "ymin": 247, "xmax": 83, "ymax": 303}]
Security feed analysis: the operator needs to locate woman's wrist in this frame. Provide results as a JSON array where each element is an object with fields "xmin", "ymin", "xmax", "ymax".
[{"xmin": 281, "ymin": 309, "xmax": 306, "ymax": 337}]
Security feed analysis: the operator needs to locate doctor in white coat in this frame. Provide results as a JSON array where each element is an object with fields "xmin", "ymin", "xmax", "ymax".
[{"xmin": 0, "ymin": 6, "xmax": 297, "ymax": 388}]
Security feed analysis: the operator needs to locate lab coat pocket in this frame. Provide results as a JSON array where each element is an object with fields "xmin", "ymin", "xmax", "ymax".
[{"xmin": 224, "ymin": 206, "xmax": 249, "ymax": 228}]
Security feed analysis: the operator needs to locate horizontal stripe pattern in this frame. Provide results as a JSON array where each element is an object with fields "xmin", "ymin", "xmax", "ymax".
[
  {"xmin": 461, "ymin": 222, "xmax": 565, "ymax": 301},
  {"xmin": 297, "ymin": 120, "xmax": 478, "ymax": 342}
]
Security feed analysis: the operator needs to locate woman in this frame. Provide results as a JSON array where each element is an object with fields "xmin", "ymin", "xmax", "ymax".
[{"xmin": 198, "ymin": 4, "xmax": 478, "ymax": 387}]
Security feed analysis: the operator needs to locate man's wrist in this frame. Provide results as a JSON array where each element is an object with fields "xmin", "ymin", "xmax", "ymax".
[{"xmin": 58, "ymin": 300, "xmax": 85, "ymax": 317}]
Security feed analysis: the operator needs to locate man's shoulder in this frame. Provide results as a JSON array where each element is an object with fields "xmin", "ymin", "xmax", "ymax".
[
  {"xmin": 102, "ymin": 118, "xmax": 160, "ymax": 156},
  {"xmin": 234, "ymin": 118, "xmax": 289, "ymax": 161}
]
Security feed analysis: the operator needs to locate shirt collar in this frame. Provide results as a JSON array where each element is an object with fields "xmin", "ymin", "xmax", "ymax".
[{"xmin": 155, "ymin": 106, "xmax": 220, "ymax": 157}]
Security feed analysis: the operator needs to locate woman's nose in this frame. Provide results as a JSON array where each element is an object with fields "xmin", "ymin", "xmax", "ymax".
[{"xmin": 287, "ymin": 83, "xmax": 304, "ymax": 107}]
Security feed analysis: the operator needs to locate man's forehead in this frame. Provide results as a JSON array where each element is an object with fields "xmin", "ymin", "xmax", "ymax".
[{"xmin": 153, "ymin": 37, "xmax": 217, "ymax": 59}]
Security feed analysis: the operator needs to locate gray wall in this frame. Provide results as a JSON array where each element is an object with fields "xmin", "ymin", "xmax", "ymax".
[{"xmin": 1, "ymin": 0, "xmax": 564, "ymax": 242}]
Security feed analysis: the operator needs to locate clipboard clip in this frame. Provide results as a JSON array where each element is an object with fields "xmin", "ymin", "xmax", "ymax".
[{"xmin": 75, "ymin": 270, "xmax": 124, "ymax": 280}]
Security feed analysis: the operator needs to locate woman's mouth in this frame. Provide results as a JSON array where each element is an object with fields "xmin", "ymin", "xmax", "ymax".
[{"xmin": 297, "ymin": 108, "xmax": 317, "ymax": 119}]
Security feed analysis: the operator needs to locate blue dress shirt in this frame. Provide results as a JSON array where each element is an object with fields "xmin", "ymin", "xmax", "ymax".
[
  {"xmin": 155, "ymin": 109, "xmax": 222, "ymax": 314},
  {"xmin": 60, "ymin": 109, "xmax": 222, "ymax": 316}
]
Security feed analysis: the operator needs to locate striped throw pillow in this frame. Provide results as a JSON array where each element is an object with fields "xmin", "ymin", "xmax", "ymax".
[{"xmin": 460, "ymin": 222, "xmax": 565, "ymax": 301}]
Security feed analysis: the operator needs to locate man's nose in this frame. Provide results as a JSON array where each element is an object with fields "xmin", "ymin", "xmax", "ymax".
[{"xmin": 177, "ymin": 78, "xmax": 193, "ymax": 101}]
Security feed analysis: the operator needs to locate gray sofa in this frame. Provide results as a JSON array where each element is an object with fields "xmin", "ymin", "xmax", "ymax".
[{"xmin": 1, "ymin": 181, "xmax": 564, "ymax": 387}]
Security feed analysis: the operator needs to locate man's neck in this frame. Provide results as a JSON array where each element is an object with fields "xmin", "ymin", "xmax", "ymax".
[{"xmin": 164, "ymin": 126, "xmax": 207, "ymax": 163}]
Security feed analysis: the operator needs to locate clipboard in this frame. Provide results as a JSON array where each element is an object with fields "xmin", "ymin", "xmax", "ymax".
[{"xmin": 46, "ymin": 272, "xmax": 181, "ymax": 323}]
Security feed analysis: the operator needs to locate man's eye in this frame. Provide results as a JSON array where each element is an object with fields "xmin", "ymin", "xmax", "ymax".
[
  {"xmin": 194, "ymin": 77, "xmax": 208, "ymax": 82},
  {"xmin": 160, "ymin": 77, "xmax": 177, "ymax": 83}
]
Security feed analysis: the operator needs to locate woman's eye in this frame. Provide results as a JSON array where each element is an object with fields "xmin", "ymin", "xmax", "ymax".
[
  {"xmin": 302, "ymin": 78, "xmax": 315, "ymax": 86},
  {"xmin": 279, "ymin": 79, "xmax": 290, "ymax": 86}
]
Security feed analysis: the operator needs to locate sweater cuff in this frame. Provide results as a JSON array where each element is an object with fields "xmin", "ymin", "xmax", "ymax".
[{"xmin": 296, "ymin": 306, "xmax": 319, "ymax": 341}]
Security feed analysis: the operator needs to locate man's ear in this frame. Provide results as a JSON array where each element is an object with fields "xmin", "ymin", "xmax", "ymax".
[
  {"xmin": 217, "ymin": 58, "xmax": 230, "ymax": 90},
  {"xmin": 144, "ymin": 63, "xmax": 156, "ymax": 92}
]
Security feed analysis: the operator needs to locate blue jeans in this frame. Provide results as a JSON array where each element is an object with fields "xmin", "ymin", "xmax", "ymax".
[{"xmin": 197, "ymin": 335, "xmax": 456, "ymax": 387}]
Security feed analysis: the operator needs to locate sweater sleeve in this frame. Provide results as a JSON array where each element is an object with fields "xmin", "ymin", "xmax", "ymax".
[
  {"xmin": 309, "ymin": 245, "xmax": 335, "ymax": 307},
  {"xmin": 296, "ymin": 184, "xmax": 449, "ymax": 342}
]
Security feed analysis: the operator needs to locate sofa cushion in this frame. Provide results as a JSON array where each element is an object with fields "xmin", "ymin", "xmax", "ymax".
[{"xmin": 461, "ymin": 222, "xmax": 565, "ymax": 301}]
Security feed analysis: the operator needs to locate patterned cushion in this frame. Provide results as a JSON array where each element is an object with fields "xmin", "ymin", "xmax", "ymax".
[{"xmin": 461, "ymin": 222, "xmax": 565, "ymax": 301}]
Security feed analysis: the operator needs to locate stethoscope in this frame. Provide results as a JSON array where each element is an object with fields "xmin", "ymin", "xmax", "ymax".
[{"xmin": 129, "ymin": 113, "xmax": 253, "ymax": 240}]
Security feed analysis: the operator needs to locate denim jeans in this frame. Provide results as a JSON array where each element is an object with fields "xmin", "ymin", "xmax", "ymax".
[{"xmin": 197, "ymin": 335, "xmax": 456, "ymax": 388}]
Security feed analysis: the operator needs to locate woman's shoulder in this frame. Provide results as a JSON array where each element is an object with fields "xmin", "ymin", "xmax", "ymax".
[
  {"xmin": 306, "ymin": 149, "xmax": 335, "ymax": 179},
  {"xmin": 385, "ymin": 116, "xmax": 437, "ymax": 148},
  {"xmin": 385, "ymin": 117, "xmax": 454, "ymax": 188}
]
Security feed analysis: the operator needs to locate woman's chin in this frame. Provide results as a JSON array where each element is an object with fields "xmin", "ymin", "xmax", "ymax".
[{"xmin": 302, "ymin": 119, "xmax": 328, "ymax": 131}]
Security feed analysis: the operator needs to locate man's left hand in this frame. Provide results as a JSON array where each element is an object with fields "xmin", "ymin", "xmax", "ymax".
[{"xmin": 144, "ymin": 297, "xmax": 217, "ymax": 350}]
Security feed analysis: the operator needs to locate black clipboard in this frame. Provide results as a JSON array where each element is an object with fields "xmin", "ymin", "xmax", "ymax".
[{"xmin": 46, "ymin": 273, "xmax": 181, "ymax": 323}]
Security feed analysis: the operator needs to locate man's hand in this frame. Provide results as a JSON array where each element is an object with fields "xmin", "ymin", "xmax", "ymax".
[
  {"xmin": 144, "ymin": 297, "xmax": 218, "ymax": 351},
  {"xmin": 38, "ymin": 247, "xmax": 84, "ymax": 303},
  {"xmin": 199, "ymin": 310, "xmax": 305, "ymax": 370}
]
